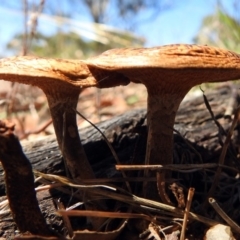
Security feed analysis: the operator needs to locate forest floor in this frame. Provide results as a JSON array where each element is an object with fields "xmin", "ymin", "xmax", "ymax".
[{"xmin": 1, "ymin": 81, "xmax": 239, "ymax": 240}]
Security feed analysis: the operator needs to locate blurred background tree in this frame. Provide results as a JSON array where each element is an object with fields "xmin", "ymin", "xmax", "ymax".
[
  {"xmin": 4, "ymin": 0, "xmax": 172, "ymax": 58},
  {"xmin": 194, "ymin": 1, "xmax": 240, "ymax": 52},
  {"xmin": 2, "ymin": 0, "xmax": 240, "ymax": 58}
]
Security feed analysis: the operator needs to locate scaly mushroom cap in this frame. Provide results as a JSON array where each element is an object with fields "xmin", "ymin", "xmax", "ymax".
[
  {"xmin": 0, "ymin": 56, "xmax": 129, "ymax": 90},
  {"xmin": 86, "ymin": 44, "xmax": 240, "ymax": 92}
]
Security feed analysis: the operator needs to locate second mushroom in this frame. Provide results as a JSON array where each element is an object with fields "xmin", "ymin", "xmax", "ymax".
[
  {"xmin": 85, "ymin": 44, "xmax": 240, "ymax": 202},
  {"xmin": 0, "ymin": 56, "xmax": 130, "ymax": 229}
]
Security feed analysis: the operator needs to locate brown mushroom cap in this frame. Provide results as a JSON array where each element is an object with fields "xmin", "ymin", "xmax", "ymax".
[
  {"xmin": 0, "ymin": 56, "xmax": 129, "ymax": 89},
  {"xmin": 86, "ymin": 44, "xmax": 240, "ymax": 86},
  {"xmin": 86, "ymin": 44, "xmax": 240, "ymax": 67},
  {"xmin": 0, "ymin": 56, "xmax": 94, "ymax": 90}
]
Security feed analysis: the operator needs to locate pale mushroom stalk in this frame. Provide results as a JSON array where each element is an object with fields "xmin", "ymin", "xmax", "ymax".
[{"xmin": 86, "ymin": 44, "xmax": 240, "ymax": 202}]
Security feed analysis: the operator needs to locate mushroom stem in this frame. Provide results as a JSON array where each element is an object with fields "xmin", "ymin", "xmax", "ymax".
[
  {"xmin": 45, "ymin": 88, "xmax": 95, "ymax": 180},
  {"xmin": 146, "ymin": 93, "xmax": 181, "ymax": 166},
  {"xmin": 145, "ymin": 90, "xmax": 186, "ymax": 200}
]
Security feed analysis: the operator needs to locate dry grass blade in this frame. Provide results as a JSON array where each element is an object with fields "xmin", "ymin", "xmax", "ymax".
[
  {"xmin": 58, "ymin": 210, "xmax": 155, "ymax": 223},
  {"xmin": 34, "ymin": 170, "xmax": 220, "ymax": 227},
  {"xmin": 201, "ymin": 87, "xmax": 227, "ymax": 140},
  {"xmin": 35, "ymin": 175, "xmax": 157, "ymax": 185},
  {"xmin": 55, "ymin": 201, "xmax": 73, "ymax": 238},
  {"xmin": 209, "ymin": 198, "xmax": 240, "ymax": 234},
  {"xmin": 116, "ymin": 163, "xmax": 238, "ymax": 173},
  {"xmin": 35, "ymin": 183, "xmax": 65, "ymax": 192},
  {"xmin": 180, "ymin": 188, "xmax": 195, "ymax": 240},
  {"xmin": 148, "ymin": 224, "xmax": 162, "ymax": 240},
  {"xmin": 33, "ymin": 170, "xmax": 115, "ymax": 191}
]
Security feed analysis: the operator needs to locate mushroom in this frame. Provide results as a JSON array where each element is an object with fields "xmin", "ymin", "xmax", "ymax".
[
  {"xmin": 0, "ymin": 56, "xmax": 131, "ymax": 230},
  {"xmin": 85, "ymin": 44, "xmax": 240, "ymax": 201},
  {"xmin": 0, "ymin": 56, "xmax": 129, "ymax": 182}
]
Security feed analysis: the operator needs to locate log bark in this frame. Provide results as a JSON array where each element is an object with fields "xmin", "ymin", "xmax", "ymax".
[{"xmin": 1, "ymin": 83, "xmax": 240, "ymax": 238}]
